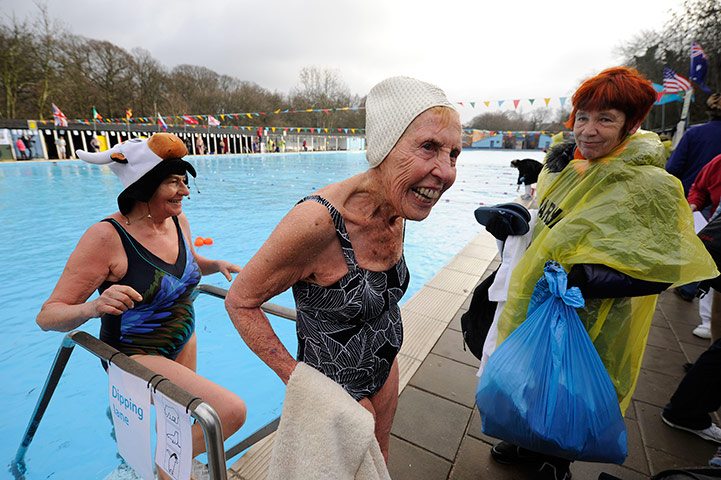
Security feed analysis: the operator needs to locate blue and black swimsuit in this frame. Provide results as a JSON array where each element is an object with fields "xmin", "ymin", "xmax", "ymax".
[
  {"xmin": 98, "ymin": 216, "xmax": 200, "ymax": 360},
  {"xmin": 292, "ymin": 195, "xmax": 410, "ymax": 400}
]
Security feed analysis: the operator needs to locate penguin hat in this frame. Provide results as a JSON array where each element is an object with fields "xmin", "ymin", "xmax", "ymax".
[{"xmin": 76, "ymin": 133, "xmax": 196, "ymax": 214}]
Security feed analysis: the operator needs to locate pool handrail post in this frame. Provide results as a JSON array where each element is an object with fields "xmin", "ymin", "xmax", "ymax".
[
  {"xmin": 12, "ymin": 335, "xmax": 76, "ymax": 476},
  {"xmin": 12, "ymin": 330, "xmax": 229, "ymax": 480}
]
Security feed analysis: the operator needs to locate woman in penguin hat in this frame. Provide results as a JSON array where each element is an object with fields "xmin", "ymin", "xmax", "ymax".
[{"xmin": 36, "ymin": 133, "xmax": 246, "ymax": 473}]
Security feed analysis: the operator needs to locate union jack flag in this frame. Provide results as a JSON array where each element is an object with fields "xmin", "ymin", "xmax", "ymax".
[
  {"xmin": 52, "ymin": 103, "xmax": 68, "ymax": 127},
  {"xmin": 208, "ymin": 114, "xmax": 221, "ymax": 127},
  {"xmin": 663, "ymin": 66, "xmax": 692, "ymax": 93},
  {"xmin": 182, "ymin": 114, "xmax": 199, "ymax": 125}
]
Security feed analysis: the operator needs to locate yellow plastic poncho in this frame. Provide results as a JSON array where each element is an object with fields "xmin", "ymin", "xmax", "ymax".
[{"xmin": 497, "ymin": 130, "xmax": 718, "ymax": 414}]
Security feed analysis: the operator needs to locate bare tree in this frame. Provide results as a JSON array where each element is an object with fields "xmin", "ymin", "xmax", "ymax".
[
  {"xmin": 130, "ymin": 47, "xmax": 167, "ymax": 117},
  {"xmin": 0, "ymin": 16, "xmax": 34, "ymax": 118},
  {"xmin": 291, "ymin": 66, "xmax": 352, "ymax": 129}
]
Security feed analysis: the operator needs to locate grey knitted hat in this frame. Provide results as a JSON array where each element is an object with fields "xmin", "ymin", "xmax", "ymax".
[{"xmin": 365, "ymin": 76, "xmax": 454, "ymax": 168}]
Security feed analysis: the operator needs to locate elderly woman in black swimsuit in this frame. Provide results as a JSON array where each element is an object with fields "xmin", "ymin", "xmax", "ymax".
[
  {"xmin": 36, "ymin": 133, "xmax": 246, "ymax": 477},
  {"xmin": 225, "ymin": 76, "xmax": 462, "ymax": 461}
]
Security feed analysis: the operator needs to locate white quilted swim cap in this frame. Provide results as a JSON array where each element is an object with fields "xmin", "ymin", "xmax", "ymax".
[{"xmin": 365, "ymin": 76, "xmax": 454, "ymax": 168}]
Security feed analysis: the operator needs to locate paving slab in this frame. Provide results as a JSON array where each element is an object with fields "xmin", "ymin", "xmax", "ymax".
[
  {"xmin": 448, "ymin": 308, "xmax": 465, "ymax": 333},
  {"xmin": 388, "ymin": 436, "xmax": 452, "ymax": 480},
  {"xmin": 635, "ymin": 401, "xmax": 716, "ymax": 466},
  {"xmin": 669, "ymin": 320, "xmax": 712, "ymax": 349},
  {"xmin": 391, "ymin": 386, "xmax": 471, "ymax": 461},
  {"xmin": 640, "ymin": 344, "xmax": 689, "ymax": 377},
  {"xmin": 409, "ymin": 353, "xmax": 479, "ymax": 408},
  {"xmin": 646, "ymin": 324, "xmax": 682, "ymax": 351},
  {"xmin": 431, "ymin": 328, "xmax": 481, "ymax": 369},
  {"xmin": 632, "ymin": 368, "xmax": 682, "ymax": 409},
  {"xmin": 450, "ymin": 435, "xmax": 540, "ymax": 480},
  {"xmin": 680, "ymin": 341, "xmax": 710, "ymax": 364}
]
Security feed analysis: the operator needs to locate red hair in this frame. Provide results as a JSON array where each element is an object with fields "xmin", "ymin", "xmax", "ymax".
[{"xmin": 564, "ymin": 67, "xmax": 656, "ymax": 135}]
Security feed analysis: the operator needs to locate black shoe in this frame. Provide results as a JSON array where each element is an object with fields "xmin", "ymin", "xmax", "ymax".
[
  {"xmin": 674, "ymin": 287, "xmax": 695, "ymax": 302},
  {"xmin": 537, "ymin": 461, "xmax": 572, "ymax": 480},
  {"xmin": 490, "ymin": 441, "xmax": 543, "ymax": 465}
]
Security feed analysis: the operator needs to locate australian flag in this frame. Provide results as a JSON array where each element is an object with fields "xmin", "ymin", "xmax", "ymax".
[{"xmin": 690, "ymin": 42, "xmax": 711, "ymax": 93}]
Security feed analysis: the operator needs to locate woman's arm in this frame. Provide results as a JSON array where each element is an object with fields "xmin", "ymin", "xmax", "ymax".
[
  {"xmin": 36, "ymin": 223, "xmax": 142, "ymax": 332},
  {"xmin": 225, "ymin": 202, "xmax": 337, "ymax": 384},
  {"xmin": 178, "ymin": 213, "xmax": 242, "ymax": 281}
]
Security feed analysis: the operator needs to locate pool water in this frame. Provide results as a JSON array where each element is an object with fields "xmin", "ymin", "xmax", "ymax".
[{"xmin": 0, "ymin": 149, "xmax": 544, "ymax": 479}]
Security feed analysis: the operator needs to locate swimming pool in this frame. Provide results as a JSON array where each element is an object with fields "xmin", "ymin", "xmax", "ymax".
[{"xmin": 0, "ymin": 149, "xmax": 544, "ymax": 478}]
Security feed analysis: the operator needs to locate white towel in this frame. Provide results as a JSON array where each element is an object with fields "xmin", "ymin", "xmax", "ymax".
[
  {"xmin": 267, "ymin": 362, "xmax": 390, "ymax": 480},
  {"xmin": 478, "ymin": 210, "xmax": 538, "ymax": 377}
]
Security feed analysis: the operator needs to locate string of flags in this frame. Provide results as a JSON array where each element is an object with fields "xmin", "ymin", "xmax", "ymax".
[{"xmin": 47, "ymin": 40, "xmax": 712, "ymax": 133}]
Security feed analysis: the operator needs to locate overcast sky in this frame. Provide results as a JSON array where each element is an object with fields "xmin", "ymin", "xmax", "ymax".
[{"xmin": 3, "ymin": 0, "xmax": 682, "ymax": 123}]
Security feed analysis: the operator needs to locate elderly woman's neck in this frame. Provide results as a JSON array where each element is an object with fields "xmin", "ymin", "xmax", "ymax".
[{"xmin": 343, "ymin": 169, "xmax": 402, "ymax": 226}]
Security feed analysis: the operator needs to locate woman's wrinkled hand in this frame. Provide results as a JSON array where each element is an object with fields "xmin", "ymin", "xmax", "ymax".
[
  {"xmin": 92, "ymin": 285, "xmax": 142, "ymax": 317},
  {"xmin": 216, "ymin": 260, "xmax": 242, "ymax": 281}
]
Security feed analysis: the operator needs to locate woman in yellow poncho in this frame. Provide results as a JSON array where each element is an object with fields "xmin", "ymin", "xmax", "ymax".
[{"xmin": 489, "ymin": 67, "xmax": 718, "ymax": 480}]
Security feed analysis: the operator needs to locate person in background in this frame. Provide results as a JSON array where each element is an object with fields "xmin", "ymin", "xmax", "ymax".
[
  {"xmin": 686, "ymin": 153, "xmax": 721, "ymax": 339},
  {"xmin": 225, "ymin": 76, "xmax": 461, "ymax": 462},
  {"xmin": 21, "ymin": 133, "xmax": 33, "ymax": 158},
  {"xmin": 667, "ymin": 93, "xmax": 721, "ymax": 302},
  {"xmin": 56, "ymin": 136, "xmax": 67, "ymax": 159},
  {"xmin": 16, "ymin": 137, "xmax": 28, "ymax": 159},
  {"xmin": 195, "ymin": 134, "xmax": 205, "ymax": 155},
  {"xmin": 36, "ymin": 133, "xmax": 246, "ymax": 478},
  {"xmin": 488, "ymin": 67, "xmax": 717, "ymax": 480},
  {"xmin": 90, "ymin": 136, "xmax": 101, "ymax": 152},
  {"xmin": 666, "ymin": 93, "xmax": 721, "ymax": 196},
  {"xmin": 510, "ymin": 158, "xmax": 543, "ymax": 199}
]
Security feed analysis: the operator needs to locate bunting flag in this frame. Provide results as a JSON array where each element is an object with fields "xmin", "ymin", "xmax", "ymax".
[
  {"xmin": 690, "ymin": 42, "xmax": 711, "ymax": 93},
  {"xmin": 125, "ymin": 109, "xmax": 132, "ymax": 120},
  {"xmin": 93, "ymin": 107, "xmax": 103, "ymax": 123},
  {"xmin": 663, "ymin": 66, "xmax": 692, "ymax": 93},
  {"xmin": 512, "ymin": 100, "xmax": 520, "ymax": 109},
  {"xmin": 157, "ymin": 113, "xmax": 168, "ymax": 132},
  {"xmin": 52, "ymin": 103, "xmax": 68, "ymax": 127},
  {"xmin": 652, "ymin": 83, "xmax": 684, "ymax": 105},
  {"xmin": 208, "ymin": 114, "xmax": 221, "ymax": 126},
  {"xmin": 182, "ymin": 114, "xmax": 199, "ymax": 125},
  {"xmin": 544, "ymin": 98, "xmax": 551, "ymax": 107}
]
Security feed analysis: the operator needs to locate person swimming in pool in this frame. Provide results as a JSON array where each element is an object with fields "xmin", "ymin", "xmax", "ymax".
[
  {"xmin": 36, "ymin": 132, "xmax": 246, "ymax": 478},
  {"xmin": 225, "ymin": 76, "xmax": 462, "ymax": 462}
]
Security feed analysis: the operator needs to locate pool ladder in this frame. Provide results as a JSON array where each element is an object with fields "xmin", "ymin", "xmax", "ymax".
[{"xmin": 11, "ymin": 284, "xmax": 295, "ymax": 480}]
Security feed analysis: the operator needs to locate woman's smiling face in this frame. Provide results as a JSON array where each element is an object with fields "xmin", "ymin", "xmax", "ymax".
[
  {"xmin": 573, "ymin": 108, "xmax": 628, "ymax": 160},
  {"xmin": 380, "ymin": 107, "xmax": 461, "ymax": 221}
]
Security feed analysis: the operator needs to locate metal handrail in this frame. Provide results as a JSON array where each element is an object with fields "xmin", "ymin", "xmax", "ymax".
[
  {"xmin": 12, "ymin": 284, "xmax": 296, "ymax": 479},
  {"xmin": 12, "ymin": 331, "xmax": 228, "ymax": 480}
]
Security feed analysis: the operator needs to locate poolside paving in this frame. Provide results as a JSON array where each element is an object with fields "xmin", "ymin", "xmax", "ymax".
[{"xmin": 228, "ymin": 227, "xmax": 720, "ymax": 479}]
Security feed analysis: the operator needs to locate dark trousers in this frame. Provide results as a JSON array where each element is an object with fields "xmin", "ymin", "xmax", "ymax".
[{"xmin": 663, "ymin": 338, "xmax": 721, "ymax": 430}]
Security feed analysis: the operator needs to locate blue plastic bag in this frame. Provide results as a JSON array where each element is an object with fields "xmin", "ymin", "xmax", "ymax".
[{"xmin": 476, "ymin": 260, "xmax": 627, "ymax": 464}]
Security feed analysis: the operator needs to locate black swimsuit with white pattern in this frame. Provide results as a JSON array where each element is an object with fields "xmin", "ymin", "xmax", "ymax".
[{"xmin": 292, "ymin": 195, "xmax": 410, "ymax": 400}]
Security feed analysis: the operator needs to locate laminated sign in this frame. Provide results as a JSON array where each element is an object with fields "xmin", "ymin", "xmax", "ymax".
[
  {"xmin": 108, "ymin": 363, "xmax": 153, "ymax": 479},
  {"xmin": 153, "ymin": 390, "xmax": 193, "ymax": 480}
]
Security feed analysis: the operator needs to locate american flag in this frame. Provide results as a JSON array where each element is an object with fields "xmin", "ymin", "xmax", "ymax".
[
  {"xmin": 52, "ymin": 103, "xmax": 68, "ymax": 127},
  {"xmin": 663, "ymin": 66, "xmax": 692, "ymax": 93}
]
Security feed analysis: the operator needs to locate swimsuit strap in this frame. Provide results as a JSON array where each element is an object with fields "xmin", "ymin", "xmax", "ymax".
[{"xmin": 297, "ymin": 195, "xmax": 357, "ymax": 266}]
